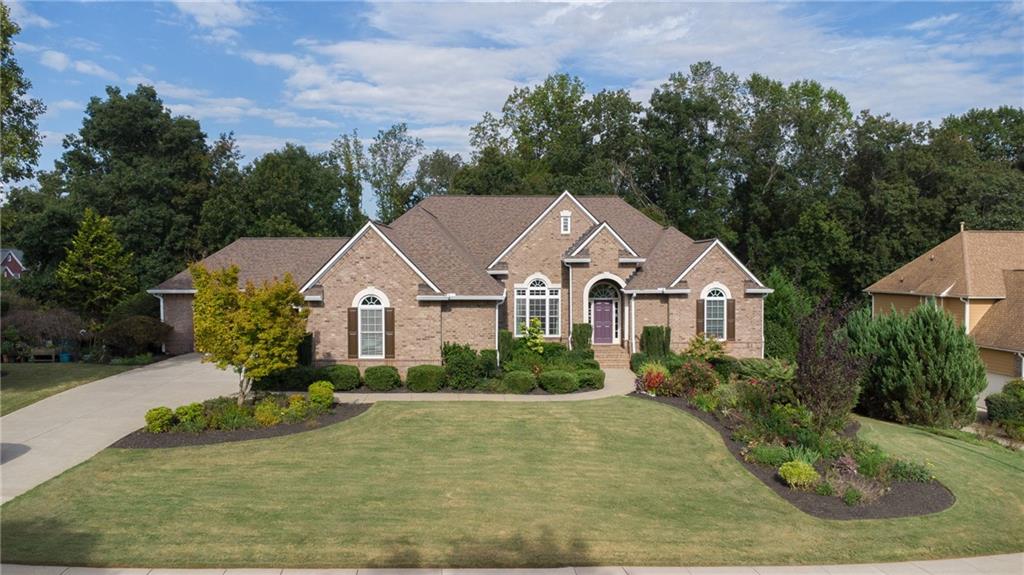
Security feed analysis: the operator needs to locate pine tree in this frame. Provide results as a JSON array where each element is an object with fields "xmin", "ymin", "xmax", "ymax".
[{"xmin": 56, "ymin": 209, "xmax": 136, "ymax": 320}]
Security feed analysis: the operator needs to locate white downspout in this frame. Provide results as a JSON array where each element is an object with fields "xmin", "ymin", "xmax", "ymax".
[
  {"xmin": 495, "ymin": 300, "xmax": 501, "ymax": 366},
  {"xmin": 1017, "ymin": 352, "xmax": 1024, "ymax": 378},
  {"xmin": 566, "ymin": 262, "xmax": 573, "ymax": 350},
  {"xmin": 155, "ymin": 294, "xmax": 166, "ymax": 353},
  {"xmin": 630, "ymin": 293, "xmax": 637, "ymax": 354}
]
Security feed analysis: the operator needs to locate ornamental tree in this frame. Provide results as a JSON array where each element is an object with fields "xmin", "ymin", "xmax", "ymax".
[
  {"xmin": 191, "ymin": 264, "xmax": 309, "ymax": 405},
  {"xmin": 56, "ymin": 208, "xmax": 136, "ymax": 320}
]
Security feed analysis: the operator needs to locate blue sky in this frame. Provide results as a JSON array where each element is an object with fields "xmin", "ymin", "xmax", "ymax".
[{"xmin": 8, "ymin": 1, "xmax": 1024, "ymax": 215}]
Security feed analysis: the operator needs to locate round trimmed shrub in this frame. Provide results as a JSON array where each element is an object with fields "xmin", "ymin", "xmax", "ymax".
[
  {"xmin": 407, "ymin": 365, "xmax": 445, "ymax": 392},
  {"xmin": 539, "ymin": 370, "xmax": 580, "ymax": 394},
  {"xmin": 665, "ymin": 359, "xmax": 718, "ymax": 397},
  {"xmin": 323, "ymin": 364, "xmax": 361, "ymax": 391},
  {"xmin": 746, "ymin": 444, "xmax": 790, "ymax": 467},
  {"xmin": 254, "ymin": 396, "xmax": 283, "ymax": 427},
  {"xmin": 308, "ymin": 380, "xmax": 335, "ymax": 409},
  {"xmin": 442, "ymin": 343, "xmax": 481, "ymax": 390},
  {"xmin": 283, "ymin": 394, "xmax": 310, "ymax": 422},
  {"xmin": 173, "ymin": 402, "xmax": 207, "ymax": 433},
  {"xmin": 578, "ymin": 359, "xmax": 601, "ymax": 371},
  {"xmin": 577, "ymin": 368, "xmax": 605, "ymax": 390},
  {"xmin": 500, "ymin": 370, "xmax": 536, "ymax": 394},
  {"xmin": 778, "ymin": 460, "xmax": 819, "ymax": 489},
  {"xmin": 364, "ymin": 365, "xmax": 401, "ymax": 391},
  {"xmin": 145, "ymin": 406, "xmax": 174, "ymax": 433},
  {"xmin": 478, "ymin": 349, "xmax": 499, "ymax": 378}
]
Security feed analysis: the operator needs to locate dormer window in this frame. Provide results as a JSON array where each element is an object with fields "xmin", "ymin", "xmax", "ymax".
[{"xmin": 560, "ymin": 210, "xmax": 571, "ymax": 235}]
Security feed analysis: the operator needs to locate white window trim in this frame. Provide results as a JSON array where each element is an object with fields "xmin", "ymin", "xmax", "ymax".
[
  {"xmin": 702, "ymin": 282, "xmax": 730, "ymax": 341},
  {"xmin": 354, "ymin": 288, "xmax": 389, "ymax": 359},
  {"xmin": 560, "ymin": 210, "xmax": 572, "ymax": 235},
  {"xmin": 513, "ymin": 275, "xmax": 561, "ymax": 338}
]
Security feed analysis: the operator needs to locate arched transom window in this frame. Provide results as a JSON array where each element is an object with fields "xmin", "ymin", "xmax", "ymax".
[
  {"xmin": 514, "ymin": 277, "xmax": 560, "ymax": 337},
  {"xmin": 704, "ymin": 288, "xmax": 727, "ymax": 340},
  {"xmin": 359, "ymin": 295, "xmax": 385, "ymax": 358}
]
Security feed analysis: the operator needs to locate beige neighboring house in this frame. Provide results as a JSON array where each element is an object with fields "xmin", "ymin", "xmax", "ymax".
[
  {"xmin": 865, "ymin": 230, "xmax": 1024, "ymax": 392},
  {"xmin": 149, "ymin": 192, "xmax": 771, "ymax": 374}
]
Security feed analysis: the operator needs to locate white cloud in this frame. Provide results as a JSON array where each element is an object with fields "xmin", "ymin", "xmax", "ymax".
[
  {"xmin": 41, "ymin": 50, "xmax": 117, "ymax": 80},
  {"xmin": 40, "ymin": 50, "xmax": 71, "ymax": 71},
  {"xmin": 906, "ymin": 13, "xmax": 960, "ymax": 31},
  {"xmin": 232, "ymin": 134, "xmax": 332, "ymax": 160},
  {"xmin": 8, "ymin": 1, "xmax": 55, "ymax": 29},
  {"xmin": 73, "ymin": 60, "xmax": 117, "ymax": 80},
  {"xmin": 172, "ymin": 1, "xmax": 259, "ymax": 45}
]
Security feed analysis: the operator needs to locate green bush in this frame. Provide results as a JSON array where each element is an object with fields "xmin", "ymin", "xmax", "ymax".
[
  {"xmin": 145, "ymin": 407, "xmax": 174, "ymax": 433},
  {"xmin": 763, "ymin": 268, "xmax": 813, "ymax": 362},
  {"xmin": 173, "ymin": 402, "xmax": 206, "ymax": 433},
  {"xmin": 207, "ymin": 400, "xmax": 255, "ymax": 430},
  {"xmin": 107, "ymin": 291, "xmax": 161, "ymax": 323},
  {"xmin": 887, "ymin": 459, "xmax": 933, "ymax": 483},
  {"xmin": 572, "ymin": 323, "xmax": 593, "ymax": 352},
  {"xmin": 985, "ymin": 379, "xmax": 1024, "ymax": 439},
  {"xmin": 713, "ymin": 382, "xmax": 740, "ymax": 410},
  {"xmin": 323, "ymin": 365, "xmax": 361, "ymax": 391},
  {"xmin": 254, "ymin": 366, "xmax": 324, "ymax": 391},
  {"xmin": 847, "ymin": 304, "xmax": 987, "ymax": 428},
  {"xmin": 478, "ymin": 349, "xmax": 499, "ymax": 378},
  {"xmin": 692, "ymin": 392, "xmax": 718, "ymax": 412},
  {"xmin": 442, "ymin": 342, "xmax": 481, "ymax": 390},
  {"xmin": 500, "ymin": 370, "xmax": 536, "ymax": 394},
  {"xmin": 663, "ymin": 353, "xmax": 686, "ymax": 374},
  {"xmin": 762, "ymin": 403, "xmax": 813, "ymax": 442},
  {"xmin": 308, "ymin": 381, "xmax": 334, "ymax": 409},
  {"xmin": 735, "ymin": 358, "xmax": 796, "ymax": 387},
  {"xmin": 576, "ymin": 368, "xmax": 605, "ymax": 390},
  {"xmin": 640, "ymin": 326, "xmax": 671, "ymax": 357},
  {"xmin": 853, "ymin": 443, "xmax": 888, "ymax": 478},
  {"xmin": 684, "ymin": 333, "xmax": 725, "ymax": 362},
  {"xmin": 785, "ymin": 444, "xmax": 821, "ymax": 465},
  {"xmin": 407, "ymin": 365, "xmax": 445, "ymax": 392},
  {"xmin": 254, "ymin": 396, "xmax": 283, "ymax": 427},
  {"xmin": 577, "ymin": 358, "xmax": 601, "ymax": 371},
  {"xmin": 498, "ymin": 329, "xmax": 514, "ymax": 365},
  {"xmin": 630, "ymin": 352, "xmax": 649, "ymax": 373},
  {"xmin": 778, "ymin": 460, "xmax": 819, "ymax": 489},
  {"xmin": 110, "ymin": 353, "xmax": 154, "ymax": 366},
  {"xmin": 842, "ymin": 487, "xmax": 863, "ymax": 506},
  {"xmin": 538, "ymin": 370, "xmax": 580, "ymax": 394},
  {"xmin": 636, "ymin": 361, "xmax": 669, "ymax": 394},
  {"xmin": 815, "ymin": 481, "xmax": 836, "ymax": 497},
  {"xmin": 711, "ymin": 355, "xmax": 740, "ymax": 382},
  {"xmin": 364, "ymin": 366, "xmax": 401, "ymax": 391},
  {"xmin": 99, "ymin": 315, "xmax": 172, "ymax": 357},
  {"xmin": 283, "ymin": 394, "xmax": 311, "ymax": 423},
  {"xmin": 664, "ymin": 359, "xmax": 718, "ymax": 397},
  {"xmin": 746, "ymin": 444, "xmax": 790, "ymax": 467}
]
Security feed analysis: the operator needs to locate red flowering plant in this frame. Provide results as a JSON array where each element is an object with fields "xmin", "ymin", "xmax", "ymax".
[{"xmin": 636, "ymin": 362, "xmax": 670, "ymax": 395}]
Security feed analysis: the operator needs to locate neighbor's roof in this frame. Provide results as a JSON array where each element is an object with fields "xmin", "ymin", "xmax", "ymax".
[
  {"xmin": 865, "ymin": 231, "xmax": 1024, "ymax": 298},
  {"xmin": 1, "ymin": 248, "xmax": 24, "ymax": 264},
  {"xmin": 971, "ymin": 270, "xmax": 1024, "ymax": 353},
  {"xmin": 152, "ymin": 237, "xmax": 348, "ymax": 291}
]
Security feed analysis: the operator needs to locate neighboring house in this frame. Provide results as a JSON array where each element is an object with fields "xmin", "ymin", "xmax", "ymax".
[
  {"xmin": 865, "ymin": 229, "xmax": 1024, "ymax": 384},
  {"xmin": 149, "ymin": 192, "xmax": 770, "ymax": 373},
  {"xmin": 1, "ymin": 248, "xmax": 25, "ymax": 279}
]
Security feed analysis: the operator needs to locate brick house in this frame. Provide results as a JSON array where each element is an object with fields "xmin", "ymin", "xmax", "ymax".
[
  {"xmin": 149, "ymin": 192, "xmax": 770, "ymax": 373},
  {"xmin": 865, "ymin": 229, "xmax": 1024, "ymax": 383},
  {"xmin": 1, "ymin": 248, "xmax": 25, "ymax": 279}
]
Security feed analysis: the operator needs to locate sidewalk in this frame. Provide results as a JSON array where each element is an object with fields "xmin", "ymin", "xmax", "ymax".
[{"xmin": 2, "ymin": 552, "xmax": 1021, "ymax": 575}]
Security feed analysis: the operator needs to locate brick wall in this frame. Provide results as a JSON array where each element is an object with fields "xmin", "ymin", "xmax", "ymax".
[
  {"xmin": 442, "ymin": 301, "xmax": 498, "ymax": 352},
  {"xmin": 571, "ymin": 229, "xmax": 636, "ymax": 348},
  {"xmin": 162, "ymin": 294, "xmax": 195, "ymax": 355}
]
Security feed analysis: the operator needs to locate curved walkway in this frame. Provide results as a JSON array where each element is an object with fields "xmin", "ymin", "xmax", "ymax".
[
  {"xmin": 0, "ymin": 356, "xmax": 633, "ymax": 503},
  {"xmin": 2, "ymin": 553, "xmax": 1021, "ymax": 574}
]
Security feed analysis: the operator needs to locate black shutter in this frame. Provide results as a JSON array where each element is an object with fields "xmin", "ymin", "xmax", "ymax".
[
  {"xmin": 696, "ymin": 299, "xmax": 705, "ymax": 334},
  {"xmin": 384, "ymin": 308, "xmax": 396, "ymax": 359},
  {"xmin": 347, "ymin": 308, "xmax": 358, "ymax": 359},
  {"xmin": 727, "ymin": 299, "xmax": 736, "ymax": 341}
]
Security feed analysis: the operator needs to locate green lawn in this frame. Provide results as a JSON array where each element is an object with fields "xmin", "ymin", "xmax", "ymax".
[
  {"xmin": 0, "ymin": 363, "xmax": 134, "ymax": 416},
  {"xmin": 1, "ymin": 397, "xmax": 1022, "ymax": 568}
]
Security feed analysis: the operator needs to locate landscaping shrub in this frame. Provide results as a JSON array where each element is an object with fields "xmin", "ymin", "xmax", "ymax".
[
  {"xmin": 833, "ymin": 454, "xmax": 858, "ymax": 476},
  {"xmin": 985, "ymin": 379, "xmax": 1024, "ymax": 440},
  {"xmin": 853, "ymin": 443, "xmax": 888, "ymax": 478},
  {"xmin": 815, "ymin": 481, "xmax": 836, "ymax": 497},
  {"xmin": 173, "ymin": 402, "xmax": 206, "ymax": 433},
  {"xmin": 842, "ymin": 487, "xmax": 863, "ymax": 506},
  {"xmin": 662, "ymin": 353, "xmax": 686, "ymax": 374},
  {"xmin": 283, "ymin": 394, "xmax": 310, "ymax": 423},
  {"xmin": 254, "ymin": 366, "xmax": 324, "ymax": 391},
  {"xmin": 500, "ymin": 370, "xmax": 536, "ymax": 394},
  {"xmin": 735, "ymin": 357, "xmax": 796, "ymax": 388},
  {"xmin": 577, "ymin": 368, "xmax": 605, "ymax": 390},
  {"xmin": 778, "ymin": 460, "xmax": 819, "ymax": 489},
  {"xmin": 478, "ymin": 349, "xmax": 499, "ymax": 378},
  {"xmin": 684, "ymin": 333, "xmax": 725, "ymax": 362},
  {"xmin": 520, "ymin": 317, "xmax": 545, "ymax": 354},
  {"xmin": 762, "ymin": 403, "xmax": 813, "ymax": 442},
  {"xmin": 630, "ymin": 352, "xmax": 649, "ymax": 373},
  {"xmin": 785, "ymin": 444, "xmax": 821, "ymax": 465},
  {"xmin": 407, "ymin": 365, "xmax": 445, "ymax": 392},
  {"xmin": 763, "ymin": 268, "xmax": 813, "ymax": 362},
  {"xmin": 498, "ymin": 329, "xmax": 514, "ymax": 364},
  {"xmin": 711, "ymin": 355, "xmax": 740, "ymax": 383},
  {"xmin": 847, "ymin": 303, "xmax": 987, "ymax": 428},
  {"xmin": 746, "ymin": 444, "xmax": 790, "ymax": 467},
  {"xmin": 570, "ymin": 348, "xmax": 596, "ymax": 362},
  {"xmin": 254, "ymin": 396, "xmax": 283, "ymax": 427},
  {"xmin": 636, "ymin": 362, "xmax": 669, "ymax": 394},
  {"xmin": 145, "ymin": 407, "xmax": 174, "ymax": 433},
  {"xmin": 323, "ymin": 365, "xmax": 361, "ymax": 391},
  {"xmin": 713, "ymin": 382, "xmax": 740, "ymax": 410},
  {"xmin": 208, "ymin": 401, "xmax": 255, "ymax": 430},
  {"xmin": 308, "ymin": 381, "xmax": 334, "ymax": 409},
  {"xmin": 665, "ymin": 359, "xmax": 718, "ymax": 397},
  {"xmin": 692, "ymin": 392, "xmax": 718, "ymax": 412},
  {"xmin": 793, "ymin": 299, "xmax": 864, "ymax": 433},
  {"xmin": 575, "ymin": 358, "xmax": 601, "ymax": 371},
  {"xmin": 99, "ymin": 315, "xmax": 172, "ymax": 357},
  {"xmin": 109, "ymin": 353, "xmax": 154, "ymax": 366},
  {"xmin": 442, "ymin": 342, "xmax": 481, "ymax": 390},
  {"xmin": 106, "ymin": 291, "xmax": 161, "ymax": 323},
  {"xmin": 887, "ymin": 459, "xmax": 933, "ymax": 483},
  {"xmin": 640, "ymin": 326, "xmax": 671, "ymax": 357},
  {"xmin": 539, "ymin": 370, "xmax": 580, "ymax": 394},
  {"xmin": 364, "ymin": 366, "xmax": 401, "ymax": 391},
  {"xmin": 572, "ymin": 323, "xmax": 593, "ymax": 352}
]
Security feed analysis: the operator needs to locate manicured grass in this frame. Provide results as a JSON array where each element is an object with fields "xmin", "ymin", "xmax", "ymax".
[
  {"xmin": 1, "ymin": 397, "xmax": 1021, "ymax": 567},
  {"xmin": 0, "ymin": 363, "xmax": 134, "ymax": 416}
]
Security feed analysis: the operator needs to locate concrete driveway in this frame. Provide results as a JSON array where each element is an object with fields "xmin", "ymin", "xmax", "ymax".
[{"xmin": 0, "ymin": 354, "xmax": 236, "ymax": 503}]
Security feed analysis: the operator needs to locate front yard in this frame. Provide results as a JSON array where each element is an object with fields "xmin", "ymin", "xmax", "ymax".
[
  {"xmin": 0, "ymin": 362, "xmax": 134, "ymax": 416},
  {"xmin": 1, "ymin": 397, "xmax": 1022, "ymax": 567}
]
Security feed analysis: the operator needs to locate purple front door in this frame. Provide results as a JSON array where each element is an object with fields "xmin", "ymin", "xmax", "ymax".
[{"xmin": 593, "ymin": 300, "xmax": 614, "ymax": 344}]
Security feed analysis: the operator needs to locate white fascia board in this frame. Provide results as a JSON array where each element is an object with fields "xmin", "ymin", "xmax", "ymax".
[
  {"xmin": 568, "ymin": 222, "xmax": 639, "ymax": 257},
  {"xmin": 301, "ymin": 222, "xmax": 441, "ymax": 294},
  {"xmin": 303, "ymin": 295, "xmax": 324, "ymax": 302},
  {"xmin": 867, "ymin": 289, "xmax": 1005, "ymax": 300},
  {"xmin": 562, "ymin": 257, "xmax": 591, "ymax": 264},
  {"xmin": 487, "ymin": 191, "xmax": 599, "ymax": 269},
  {"xmin": 417, "ymin": 293, "xmax": 506, "ymax": 301},
  {"xmin": 670, "ymin": 240, "xmax": 765, "ymax": 288},
  {"xmin": 745, "ymin": 288, "xmax": 774, "ymax": 295},
  {"xmin": 622, "ymin": 288, "xmax": 691, "ymax": 295},
  {"xmin": 487, "ymin": 269, "xmax": 509, "ymax": 276},
  {"xmin": 146, "ymin": 288, "xmax": 197, "ymax": 295},
  {"xmin": 619, "ymin": 257, "xmax": 646, "ymax": 264}
]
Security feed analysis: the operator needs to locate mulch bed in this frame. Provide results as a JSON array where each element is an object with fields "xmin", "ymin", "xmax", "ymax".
[
  {"xmin": 633, "ymin": 393, "xmax": 956, "ymax": 520},
  {"xmin": 110, "ymin": 403, "xmax": 371, "ymax": 449}
]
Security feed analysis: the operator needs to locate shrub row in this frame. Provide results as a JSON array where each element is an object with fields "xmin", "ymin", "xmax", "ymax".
[{"xmin": 985, "ymin": 379, "xmax": 1024, "ymax": 441}]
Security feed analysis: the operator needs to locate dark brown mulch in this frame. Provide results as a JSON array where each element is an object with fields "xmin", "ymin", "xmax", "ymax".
[
  {"xmin": 110, "ymin": 403, "xmax": 371, "ymax": 449},
  {"xmin": 633, "ymin": 393, "xmax": 956, "ymax": 520}
]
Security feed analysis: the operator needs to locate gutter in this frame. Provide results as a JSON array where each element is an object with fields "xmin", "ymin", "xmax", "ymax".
[
  {"xmin": 622, "ymin": 288, "xmax": 691, "ymax": 295},
  {"xmin": 147, "ymin": 288, "xmax": 197, "ymax": 295},
  {"xmin": 416, "ymin": 293, "xmax": 506, "ymax": 302}
]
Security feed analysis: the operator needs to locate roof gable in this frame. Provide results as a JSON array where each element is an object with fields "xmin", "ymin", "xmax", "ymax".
[
  {"xmin": 670, "ymin": 240, "xmax": 765, "ymax": 288},
  {"xmin": 487, "ymin": 191, "xmax": 599, "ymax": 269},
  {"xmin": 567, "ymin": 222, "xmax": 639, "ymax": 258}
]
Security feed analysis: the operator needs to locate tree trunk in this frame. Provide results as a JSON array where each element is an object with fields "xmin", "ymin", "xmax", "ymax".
[{"xmin": 237, "ymin": 365, "xmax": 249, "ymax": 406}]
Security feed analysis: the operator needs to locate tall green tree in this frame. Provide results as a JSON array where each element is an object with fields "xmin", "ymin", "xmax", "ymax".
[
  {"xmin": 55, "ymin": 208, "xmax": 136, "ymax": 320},
  {"xmin": 331, "ymin": 129, "xmax": 367, "ymax": 226},
  {"xmin": 1, "ymin": 3, "xmax": 46, "ymax": 183},
  {"xmin": 763, "ymin": 268, "xmax": 813, "ymax": 362},
  {"xmin": 414, "ymin": 149, "xmax": 463, "ymax": 200},
  {"xmin": 365, "ymin": 123, "xmax": 423, "ymax": 223}
]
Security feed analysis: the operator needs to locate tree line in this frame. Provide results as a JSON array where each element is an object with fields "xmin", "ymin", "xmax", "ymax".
[{"xmin": 2, "ymin": 5, "xmax": 1022, "ymax": 321}]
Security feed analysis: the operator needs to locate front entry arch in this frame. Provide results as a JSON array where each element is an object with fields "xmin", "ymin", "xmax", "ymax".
[{"xmin": 588, "ymin": 282, "xmax": 621, "ymax": 345}]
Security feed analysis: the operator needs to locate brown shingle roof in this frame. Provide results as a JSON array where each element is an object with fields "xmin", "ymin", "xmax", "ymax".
[
  {"xmin": 152, "ymin": 237, "xmax": 348, "ymax": 291},
  {"xmin": 624, "ymin": 231, "xmax": 711, "ymax": 290},
  {"xmin": 865, "ymin": 231, "xmax": 1024, "ymax": 298},
  {"xmin": 972, "ymin": 270, "xmax": 1024, "ymax": 353}
]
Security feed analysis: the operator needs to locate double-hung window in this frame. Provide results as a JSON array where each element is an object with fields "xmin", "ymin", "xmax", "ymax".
[
  {"xmin": 704, "ymin": 288, "xmax": 727, "ymax": 340},
  {"xmin": 358, "ymin": 295, "xmax": 385, "ymax": 358},
  {"xmin": 514, "ymin": 278, "xmax": 560, "ymax": 337}
]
